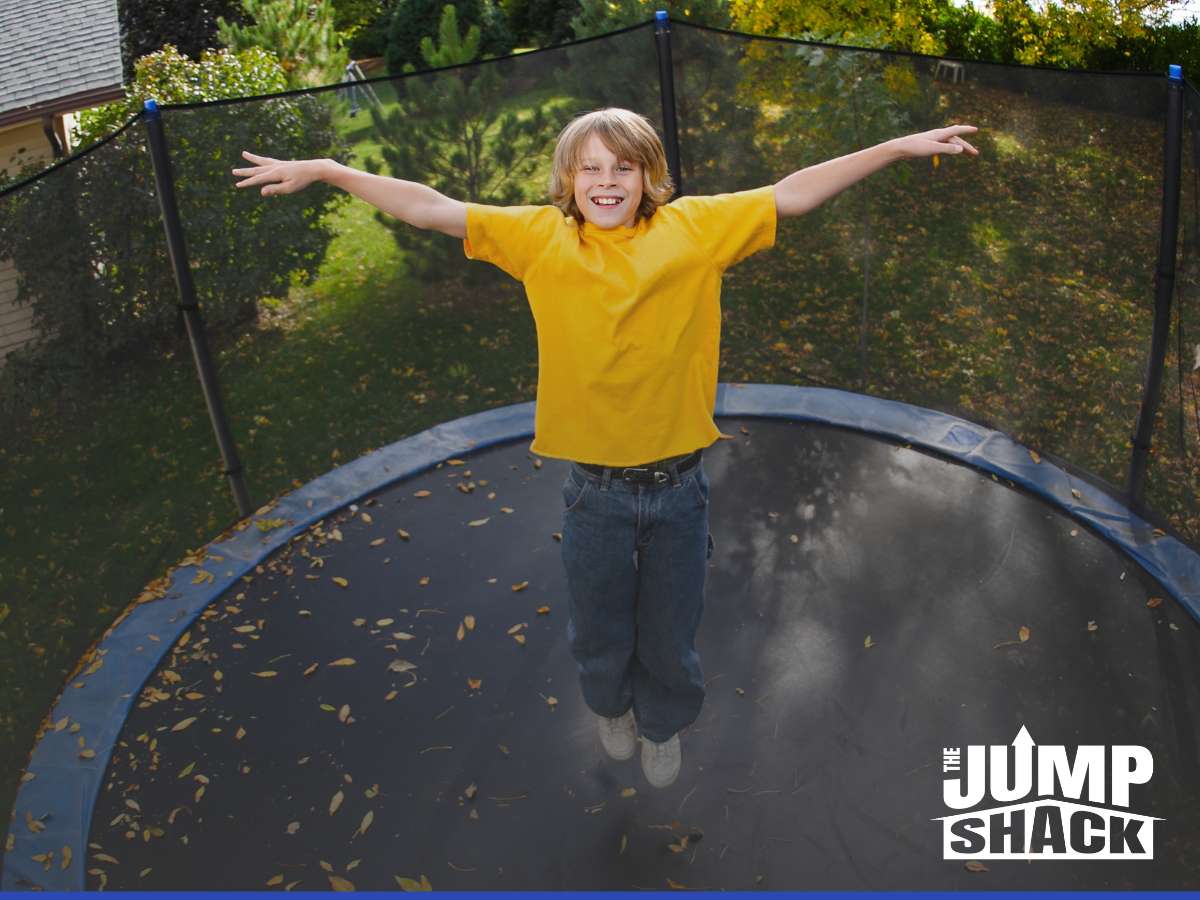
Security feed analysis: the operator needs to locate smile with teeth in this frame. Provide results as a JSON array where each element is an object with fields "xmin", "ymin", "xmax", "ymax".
[{"xmin": 592, "ymin": 196, "xmax": 623, "ymax": 207}]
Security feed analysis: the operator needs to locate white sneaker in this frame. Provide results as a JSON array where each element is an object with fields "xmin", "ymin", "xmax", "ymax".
[
  {"xmin": 641, "ymin": 733, "xmax": 681, "ymax": 788},
  {"xmin": 597, "ymin": 709, "xmax": 637, "ymax": 760}
]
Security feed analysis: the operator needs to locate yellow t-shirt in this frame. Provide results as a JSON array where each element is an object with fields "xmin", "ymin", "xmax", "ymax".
[{"xmin": 463, "ymin": 185, "xmax": 777, "ymax": 466}]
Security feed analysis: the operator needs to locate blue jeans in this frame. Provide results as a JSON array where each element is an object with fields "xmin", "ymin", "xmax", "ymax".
[{"xmin": 559, "ymin": 455, "xmax": 714, "ymax": 743}]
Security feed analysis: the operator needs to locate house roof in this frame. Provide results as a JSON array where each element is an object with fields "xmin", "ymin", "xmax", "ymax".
[{"xmin": 0, "ymin": 0, "xmax": 124, "ymax": 129}]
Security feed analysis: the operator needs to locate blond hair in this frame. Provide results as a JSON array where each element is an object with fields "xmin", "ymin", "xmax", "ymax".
[{"xmin": 548, "ymin": 108, "xmax": 674, "ymax": 225}]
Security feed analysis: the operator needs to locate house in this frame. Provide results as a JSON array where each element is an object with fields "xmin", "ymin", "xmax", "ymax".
[{"xmin": 0, "ymin": 0, "xmax": 124, "ymax": 366}]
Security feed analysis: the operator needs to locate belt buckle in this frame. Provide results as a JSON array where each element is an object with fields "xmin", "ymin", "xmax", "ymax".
[{"xmin": 620, "ymin": 467, "xmax": 670, "ymax": 484}]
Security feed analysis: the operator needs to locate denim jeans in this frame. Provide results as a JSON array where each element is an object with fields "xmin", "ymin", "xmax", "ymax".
[{"xmin": 559, "ymin": 455, "xmax": 714, "ymax": 743}]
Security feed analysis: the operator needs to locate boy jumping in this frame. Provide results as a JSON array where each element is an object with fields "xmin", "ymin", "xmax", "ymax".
[{"xmin": 232, "ymin": 106, "xmax": 978, "ymax": 789}]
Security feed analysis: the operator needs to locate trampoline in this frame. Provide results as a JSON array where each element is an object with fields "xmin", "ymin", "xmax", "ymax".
[{"xmin": 5, "ymin": 384, "xmax": 1200, "ymax": 891}]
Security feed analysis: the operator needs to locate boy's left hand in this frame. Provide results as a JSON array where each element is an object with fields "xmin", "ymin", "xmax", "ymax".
[{"xmin": 894, "ymin": 125, "xmax": 979, "ymax": 159}]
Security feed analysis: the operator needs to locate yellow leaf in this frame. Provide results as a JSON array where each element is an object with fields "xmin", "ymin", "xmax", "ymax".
[
  {"xmin": 513, "ymin": 634, "xmax": 526, "ymax": 645},
  {"xmin": 61, "ymin": 845, "xmax": 72, "ymax": 870},
  {"xmin": 236, "ymin": 726, "xmax": 246, "ymax": 741},
  {"xmin": 361, "ymin": 512, "xmax": 373, "ymax": 525},
  {"xmin": 252, "ymin": 671, "xmax": 278, "ymax": 678},
  {"xmin": 329, "ymin": 658, "xmax": 357, "ymax": 667},
  {"xmin": 620, "ymin": 787, "xmax": 637, "ymax": 798},
  {"xmin": 370, "ymin": 538, "xmax": 386, "ymax": 547},
  {"xmin": 267, "ymin": 874, "xmax": 284, "ymax": 886},
  {"xmin": 536, "ymin": 606, "xmax": 550, "ymax": 615},
  {"xmin": 1028, "ymin": 449, "xmax": 1041, "ymax": 464},
  {"xmin": 464, "ymin": 615, "xmax": 476, "ymax": 631},
  {"xmin": 356, "ymin": 810, "xmax": 374, "ymax": 837},
  {"xmin": 395, "ymin": 875, "xmax": 433, "ymax": 891},
  {"xmin": 468, "ymin": 518, "xmax": 490, "ymax": 527},
  {"xmin": 387, "ymin": 660, "xmax": 416, "ymax": 673},
  {"xmin": 413, "ymin": 490, "xmax": 431, "ymax": 498},
  {"xmin": 330, "ymin": 790, "xmax": 345, "ymax": 815},
  {"xmin": 1018, "ymin": 626, "xmax": 1031, "ymax": 642},
  {"xmin": 376, "ymin": 618, "xmax": 395, "ymax": 627},
  {"xmin": 329, "ymin": 875, "xmax": 355, "ymax": 891},
  {"xmin": 1147, "ymin": 597, "xmax": 1164, "ymax": 609},
  {"xmin": 338, "ymin": 704, "xmax": 351, "ymax": 723},
  {"xmin": 864, "ymin": 635, "xmax": 875, "ymax": 649},
  {"xmin": 965, "ymin": 861, "xmax": 989, "ymax": 872},
  {"xmin": 233, "ymin": 625, "xmax": 257, "ymax": 633},
  {"xmin": 303, "ymin": 663, "xmax": 319, "ymax": 677},
  {"xmin": 456, "ymin": 622, "xmax": 465, "ymax": 641},
  {"xmin": 172, "ymin": 717, "xmax": 197, "ymax": 732},
  {"xmin": 511, "ymin": 581, "xmax": 529, "ymax": 592},
  {"xmin": 467, "ymin": 678, "xmax": 482, "ymax": 690},
  {"xmin": 385, "ymin": 690, "xmax": 398, "ymax": 701},
  {"xmin": 397, "ymin": 529, "xmax": 411, "ymax": 540},
  {"xmin": 545, "ymin": 696, "xmax": 558, "ymax": 708},
  {"xmin": 332, "ymin": 577, "xmax": 349, "ymax": 589},
  {"xmin": 506, "ymin": 623, "xmax": 526, "ymax": 635},
  {"xmin": 178, "ymin": 762, "xmax": 195, "ymax": 779}
]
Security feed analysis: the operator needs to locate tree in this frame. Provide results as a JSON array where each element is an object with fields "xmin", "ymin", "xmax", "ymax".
[
  {"xmin": 501, "ymin": 0, "xmax": 579, "ymax": 47},
  {"xmin": 0, "ymin": 44, "xmax": 347, "ymax": 394},
  {"xmin": 367, "ymin": 5, "xmax": 557, "ymax": 279},
  {"xmin": 117, "ymin": 0, "xmax": 250, "ymax": 82},
  {"xmin": 386, "ymin": 0, "xmax": 513, "ymax": 73},
  {"xmin": 217, "ymin": 0, "xmax": 350, "ymax": 88}
]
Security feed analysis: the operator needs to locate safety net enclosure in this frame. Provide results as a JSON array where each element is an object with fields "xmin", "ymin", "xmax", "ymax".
[{"xmin": 2, "ymin": 15, "xmax": 1199, "ymax": 891}]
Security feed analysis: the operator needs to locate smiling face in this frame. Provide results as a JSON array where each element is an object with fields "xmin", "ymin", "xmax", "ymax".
[{"xmin": 572, "ymin": 132, "xmax": 644, "ymax": 230}]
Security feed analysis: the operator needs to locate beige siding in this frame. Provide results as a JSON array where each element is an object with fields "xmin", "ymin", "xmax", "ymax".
[{"xmin": 0, "ymin": 119, "xmax": 56, "ymax": 365}]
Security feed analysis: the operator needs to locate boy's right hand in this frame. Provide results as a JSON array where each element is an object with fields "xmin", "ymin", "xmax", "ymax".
[{"xmin": 231, "ymin": 151, "xmax": 325, "ymax": 196}]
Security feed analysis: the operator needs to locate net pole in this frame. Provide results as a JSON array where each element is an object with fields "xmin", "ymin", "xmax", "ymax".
[
  {"xmin": 143, "ymin": 99, "xmax": 253, "ymax": 518},
  {"xmin": 1129, "ymin": 65, "xmax": 1185, "ymax": 504},
  {"xmin": 654, "ymin": 10, "xmax": 683, "ymax": 197}
]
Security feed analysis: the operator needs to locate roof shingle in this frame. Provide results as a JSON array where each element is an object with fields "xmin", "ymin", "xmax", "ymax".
[{"xmin": 0, "ymin": 0, "xmax": 123, "ymax": 118}]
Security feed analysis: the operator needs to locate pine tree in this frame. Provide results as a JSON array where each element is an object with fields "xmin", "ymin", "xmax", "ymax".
[{"xmin": 217, "ymin": 0, "xmax": 350, "ymax": 89}]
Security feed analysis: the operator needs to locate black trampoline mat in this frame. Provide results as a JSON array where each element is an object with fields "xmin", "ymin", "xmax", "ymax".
[{"xmin": 86, "ymin": 418, "xmax": 1200, "ymax": 890}]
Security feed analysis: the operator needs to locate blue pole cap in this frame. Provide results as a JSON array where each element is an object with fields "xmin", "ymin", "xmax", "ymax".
[
  {"xmin": 1169, "ymin": 63, "xmax": 1182, "ymax": 82},
  {"xmin": 656, "ymin": 10, "xmax": 668, "ymax": 22},
  {"xmin": 144, "ymin": 98, "xmax": 159, "ymax": 113}
]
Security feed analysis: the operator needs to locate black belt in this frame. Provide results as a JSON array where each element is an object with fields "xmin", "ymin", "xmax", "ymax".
[{"xmin": 577, "ymin": 449, "xmax": 702, "ymax": 484}]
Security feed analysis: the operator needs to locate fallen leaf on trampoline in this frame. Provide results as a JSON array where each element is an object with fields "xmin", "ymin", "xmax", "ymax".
[
  {"xmin": 864, "ymin": 635, "xmax": 876, "ymax": 649},
  {"xmin": 366, "ymin": 784, "xmax": 380, "ymax": 799},
  {"xmin": 965, "ymin": 861, "xmax": 989, "ymax": 872},
  {"xmin": 90, "ymin": 870, "xmax": 108, "ymax": 890},
  {"xmin": 60, "ymin": 846, "xmax": 73, "ymax": 871},
  {"xmin": 1087, "ymin": 620, "xmax": 1099, "ymax": 631},
  {"xmin": 320, "ymin": 860, "xmax": 334, "ymax": 872},
  {"xmin": 397, "ymin": 529, "xmax": 411, "ymax": 540},
  {"xmin": 456, "ymin": 622, "xmax": 465, "ymax": 641},
  {"xmin": 394, "ymin": 631, "xmax": 414, "ymax": 640},
  {"xmin": 414, "ymin": 490, "xmax": 432, "ymax": 498},
  {"xmin": 332, "ymin": 577, "xmax": 349, "ymax": 588},
  {"xmin": 213, "ymin": 669, "xmax": 223, "ymax": 681},
  {"xmin": 194, "ymin": 785, "xmax": 206, "ymax": 803},
  {"xmin": 545, "ymin": 695, "xmax": 558, "ymax": 708},
  {"xmin": 178, "ymin": 762, "xmax": 195, "ymax": 779},
  {"xmin": 511, "ymin": 581, "xmax": 529, "ymax": 592},
  {"xmin": 172, "ymin": 717, "xmax": 197, "ymax": 732},
  {"xmin": 320, "ymin": 703, "xmax": 336, "ymax": 712},
  {"xmin": 285, "ymin": 879, "xmax": 301, "ymax": 890},
  {"xmin": 536, "ymin": 606, "xmax": 550, "ymax": 615},
  {"xmin": 507, "ymin": 623, "xmax": 526, "ymax": 635},
  {"xmin": 338, "ymin": 704, "xmax": 351, "ymax": 723},
  {"xmin": 370, "ymin": 538, "xmax": 386, "ymax": 547},
  {"xmin": 376, "ymin": 618, "xmax": 395, "ymax": 626},
  {"xmin": 236, "ymin": 727, "xmax": 246, "ymax": 740},
  {"xmin": 1071, "ymin": 488, "xmax": 1082, "ymax": 499},
  {"xmin": 266, "ymin": 874, "xmax": 284, "ymax": 886},
  {"xmin": 361, "ymin": 512, "xmax": 373, "ymax": 524},
  {"xmin": 619, "ymin": 834, "xmax": 627, "ymax": 854},
  {"xmin": 330, "ymin": 658, "xmax": 357, "ymax": 667},
  {"xmin": 1147, "ymin": 597, "xmax": 1164, "ymax": 608},
  {"xmin": 395, "ymin": 874, "xmax": 433, "ymax": 891},
  {"xmin": 304, "ymin": 663, "xmax": 319, "ymax": 676},
  {"xmin": 287, "ymin": 822, "xmax": 300, "ymax": 834},
  {"xmin": 233, "ymin": 624, "xmax": 257, "ymax": 633},
  {"xmin": 328, "ymin": 874, "xmax": 355, "ymax": 891},
  {"xmin": 330, "ymin": 529, "xmax": 343, "ymax": 542},
  {"xmin": 388, "ymin": 660, "xmax": 416, "ymax": 673},
  {"xmin": 354, "ymin": 810, "xmax": 374, "ymax": 837},
  {"xmin": 251, "ymin": 671, "xmax": 278, "ymax": 678},
  {"xmin": 20, "ymin": 772, "xmax": 35, "ymax": 783},
  {"xmin": 1018, "ymin": 626, "xmax": 1031, "ymax": 642},
  {"xmin": 469, "ymin": 517, "xmax": 490, "ymax": 527},
  {"xmin": 419, "ymin": 576, "xmax": 431, "ymax": 585},
  {"xmin": 347, "ymin": 859, "xmax": 361, "ymax": 871},
  {"xmin": 184, "ymin": 692, "xmax": 204, "ymax": 701},
  {"xmin": 353, "ymin": 618, "xmax": 366, "ymax": 626},
  {"xmin": 467, "ymin": 678, "xmax": 482, "ymax": 689},
  {"xmin": 330, "ymin": 790, "xmax": 345, "ymax": 816},
  {"xmin": 666, "ymin": 878, "xmax": 687, "ymax": 889},
  {"xmin": 385, "ymin": 690, "xmax": 398, "ymax": 701},
  {"xmin": 464, "ymin": 615, "xmax": 476, "ymax": 631},
  {"xmin": 513, "ymin": 634, "xmax": 527, "ymax": 645},
  {"xmin": 125, "ymin": 799, "xmax": 141, "ymax": 812},
  {"xmin": 93, "ymin": 852, "xmax": 119, "ymax": 865},
  {"xmin": 620, "ymin": 788, "xmax": 637, "ymax": 798}
]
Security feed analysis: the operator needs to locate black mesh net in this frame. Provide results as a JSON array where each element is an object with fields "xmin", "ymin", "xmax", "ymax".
[{"xmin": 0, "ymin": 18, "xmax": 1196, "ymax": 833}]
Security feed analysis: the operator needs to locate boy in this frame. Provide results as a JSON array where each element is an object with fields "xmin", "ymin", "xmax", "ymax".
[{"xmin": 232, "ymin": 107, "xmax": 978, "ymax": 789}]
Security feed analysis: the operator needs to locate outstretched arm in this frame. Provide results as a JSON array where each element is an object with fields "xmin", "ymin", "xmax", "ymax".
[
  {"xmin": 773, "ymin": 125, "xmax": 979, "ymax": 218},
  {"xmin": 231, "ymin": 153, "xmax": 468, "ymax": 239}
]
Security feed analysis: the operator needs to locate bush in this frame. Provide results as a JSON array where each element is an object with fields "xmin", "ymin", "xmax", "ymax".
[{"xmin": 0, "ymin": 46, "xmax": 349, "ymax": 408}]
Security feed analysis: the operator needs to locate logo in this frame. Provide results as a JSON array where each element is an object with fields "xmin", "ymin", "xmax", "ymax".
[{"xmin": 934, "ymin": 726, "xmax": 1160, "ymax": 860}]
